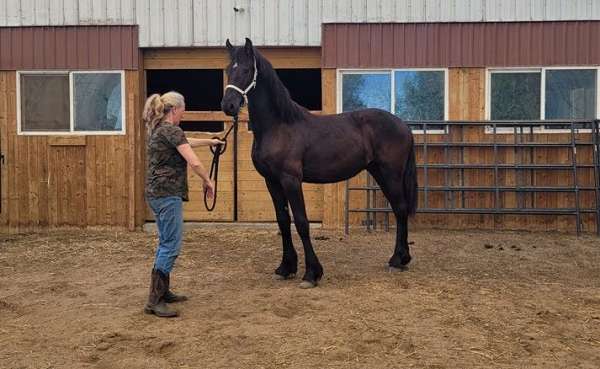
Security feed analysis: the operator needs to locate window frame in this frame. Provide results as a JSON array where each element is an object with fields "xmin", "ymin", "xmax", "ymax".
[
  {"xmin": 485, "ymin": 66, "xmax": 599, "ymax": 134},
  {"xmin": 17, "ymin": 70, "xmax": 126, "ymax": 136},
  {"xmin": 337, "ymin": 68, "xmax": 449, "ymax": 134}
]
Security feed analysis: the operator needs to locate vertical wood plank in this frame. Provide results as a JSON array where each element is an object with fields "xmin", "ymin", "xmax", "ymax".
[
  {"xmin": 95, "ymin": 133, "xmax": 105, "ymax": 225},
  {"xmin": 27, "ymin": 135, "xmax": 39, "ymax": 227},
  {"xmin": 321, "ymin": 68, "xmax": 345, "ymax": 229},
  {"xmin": 38, "ymin": 136, "xmax": 48, "ymax": 227},
  {"xmin": 8, "ymin": 72, "xmax": 22, "ymax": 230},
  {"xmin": 6, "ymin": 72, "xmax": 17, "ymax": 230},
  {"xmin": 127, "ymin": 72, "xmax": 136, "ymax": 230},
  {"xmin": 0, "ymin": 72, "xmax": 8, "ymax": 227},
  {"xmin": 85, "ymin": 135, "xmax": 97, "ymax": 225},
  {"xmin": 136, "ymin": 62, "xmax": 147, "ymax": 227},
  {"xmin": 105, "ymin": 136, "xmax": 115, "ymax": 225}
]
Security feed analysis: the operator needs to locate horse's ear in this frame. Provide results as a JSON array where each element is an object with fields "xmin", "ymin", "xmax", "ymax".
[
  {"xmin": 244, "ymin": 37, "xmax": 254, "ymax": 56},
  {"xmin": 226, "ymin": 39, "xmax": 234, "ymax": 55}
]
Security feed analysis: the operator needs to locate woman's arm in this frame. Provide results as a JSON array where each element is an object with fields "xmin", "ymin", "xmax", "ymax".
[
  {"xmin": 176, "ymin": 143, "xmax": 215, "ymax": 198},
  {"xmin": 187, "ymin": 138, "xmax": 225, "ymax": 148}
]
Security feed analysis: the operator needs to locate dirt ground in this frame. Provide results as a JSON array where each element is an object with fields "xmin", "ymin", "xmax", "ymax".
[{"xmin": 0, "ymin": 225, "xmax": 599, "ymax": 369}]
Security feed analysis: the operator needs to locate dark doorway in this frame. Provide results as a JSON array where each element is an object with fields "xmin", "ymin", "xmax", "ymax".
[
  {"xmin": 276, "ymin": 69, "xmax": 322, "ymax": 111},
  {"xmin": 146, "ymin": 69, "xmax": 223, "ymax": 111}
]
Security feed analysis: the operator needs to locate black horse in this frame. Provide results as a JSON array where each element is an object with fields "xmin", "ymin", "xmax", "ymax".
[{"xmin": 221, "ymin": 38, "xmax": 417, "ymax": 288}]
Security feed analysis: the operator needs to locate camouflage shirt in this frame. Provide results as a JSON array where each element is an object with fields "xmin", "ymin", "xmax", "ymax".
[{"xmin": 145, "ymin": 122, "xmax": 190, "ymax": 201}]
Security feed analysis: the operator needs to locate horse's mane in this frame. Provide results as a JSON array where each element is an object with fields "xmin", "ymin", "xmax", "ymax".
[{"xmin": 254, "ymin": 49, "xmax": 309, "ymax": 123}]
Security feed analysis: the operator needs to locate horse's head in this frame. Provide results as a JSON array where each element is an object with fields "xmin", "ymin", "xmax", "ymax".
[{"xmin": 221, "ymin": 38, "xmax": 257, "ymax": 116}]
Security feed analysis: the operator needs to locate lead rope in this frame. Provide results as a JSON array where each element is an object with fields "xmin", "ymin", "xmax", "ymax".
[{"xmin": 204, "ymin": 115, "xmax": 238, "ymax": 211}]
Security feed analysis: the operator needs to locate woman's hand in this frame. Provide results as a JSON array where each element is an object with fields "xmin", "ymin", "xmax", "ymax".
[
  {"xmin": 203, "ymin": 179, "xmax": 216, "ymax": 199},
  {"xmin": 209, "ymin": 139, "xmax": 225, "ymax": 147}
]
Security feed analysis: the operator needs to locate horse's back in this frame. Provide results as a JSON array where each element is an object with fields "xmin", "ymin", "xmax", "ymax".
[
  {"xmin": 348, "ymin": 108, "xmax": 410, "ymax": 136},
  {"xmin": 299, "ymin": 109, "xmax": 412, "ymax": 183}
]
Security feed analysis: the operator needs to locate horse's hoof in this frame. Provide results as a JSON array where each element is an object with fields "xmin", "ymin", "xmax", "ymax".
[
  {"xmin": 273, "ymin": 273, "xmax": 295, "ymax": 280},
  {"xmin": 388, "ymin": 265, "xmax": 408, "ymax": 273},
  {"xmin": 299, "ymin": 280, "xmax": 317, "ymax": 289}
]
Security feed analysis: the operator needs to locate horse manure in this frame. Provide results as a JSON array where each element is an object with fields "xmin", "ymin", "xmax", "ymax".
[
  {"xmin": 408, "ymin": 241, "xmax": 415, "ymax": 245},
  {"xmin": 315, "ymin": 236, "xmax": 330, "ymax": 241},
  {"xmin": 484, "ymin": 244, "xmax": 494, "ymax": 249},
  {"xmin": 498, "ymin": 246, "xmax": 504, "ymax": 251}
]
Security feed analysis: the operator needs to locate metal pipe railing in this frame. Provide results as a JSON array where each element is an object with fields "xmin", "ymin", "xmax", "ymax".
[{"xmin": 344, "ymin": 119, "xmax": 600, "ymax": 235}]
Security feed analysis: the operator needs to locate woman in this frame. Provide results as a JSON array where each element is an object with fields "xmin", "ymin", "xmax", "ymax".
[{"xmin": 142, "ymin": 91, "xmax": 222, "ymax": 318}]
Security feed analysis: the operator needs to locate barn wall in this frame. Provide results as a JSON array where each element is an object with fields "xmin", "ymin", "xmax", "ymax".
[
  {"xmin": 325, "ymin": 67, "xmax": 598, "ymax": 233},
  {"xmin": 3, "ymin": 0, "xmax": 600, "ymax": 47},
  {"xmin": 0, "ymin": 70, "xmax": 145, "ymax": 233},
  {"xmin": 319, "ymin": 21, "xmax": 600, "ymax": 233},
  {"xmin": 0, "ymin": 25, "xmax": 145, "ymax": 232}
]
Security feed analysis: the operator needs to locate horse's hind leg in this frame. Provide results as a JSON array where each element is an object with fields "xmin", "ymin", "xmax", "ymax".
[
  {"xmin": 279, "ymin": 174, "xmax": 323, "ymax": 288},
  {"xmin": 265, "ymin": 179, "xmax": 298, "ymax": 279},
  {"xmin": 367, "ymin": 164, "xmax": 412, "ymax": 270}
]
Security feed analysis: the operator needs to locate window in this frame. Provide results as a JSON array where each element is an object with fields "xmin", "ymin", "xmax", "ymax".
[
  {"xmin": 490, "ymin": 71, "xmax": 541, "ymax": 121},
  {"xmin": 18, "ymin": 71, "xmax": 125, "ymax": 135},
  {"xmin": 72, "ymin": 72, "xmax": 123, "ymax": 131},
  {"xmin": 339, "ymin": 69, "xmax": 447, "ymax": 133},
  {"xmin": 342, "ymin": 72, "xmax": 391, "ymax": 112},
  {"xmin": 395, "ymin": 70, "xmax": 445, "ymax": 131},
  {"xmin": 545, "ymin": 69, "xmax": 596, "ymax": 129},
  {"xmin": 487, "ymin": 68, "xmax": 598, "ymax": 132},
  {"xmin": 19, "ymin": 73, "xmax": 70, "ymax": 132}
]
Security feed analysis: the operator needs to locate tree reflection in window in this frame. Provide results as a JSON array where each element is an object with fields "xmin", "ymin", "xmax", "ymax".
[
  {"xmin": 342, "ymin": 73, "xmax": 391, "ymax": 113},
  {"xmin": 395, "ymin": 70, "xmax": 444, "ymax": 131}
]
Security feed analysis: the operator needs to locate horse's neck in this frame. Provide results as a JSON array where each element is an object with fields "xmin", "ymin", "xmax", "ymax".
[{"xmin": 247, "ymin": 80, "xmax": 279, "ymax": 136}]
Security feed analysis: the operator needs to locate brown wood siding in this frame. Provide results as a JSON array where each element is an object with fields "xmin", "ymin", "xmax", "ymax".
[
  {"xmin": 323, "ymin": 21, "xmax": 600, "ymax": 68},
  {"xmin": 0, "ymin": 26, "xmax": 139, "ymax": 70},
  {"xmin": 0, "ymin": 71, "xmax": 145, "ymax": 232}
]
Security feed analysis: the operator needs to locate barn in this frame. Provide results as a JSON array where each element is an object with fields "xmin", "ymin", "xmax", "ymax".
[{"xmin": 1, "ymin": 0, "xmax": 599, "ymax": 234}]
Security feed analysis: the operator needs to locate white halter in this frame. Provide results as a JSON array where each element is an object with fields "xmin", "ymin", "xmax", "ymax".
[{"xmin": 224, "ymin": 57, "xmax": 258, "ymax": 106}]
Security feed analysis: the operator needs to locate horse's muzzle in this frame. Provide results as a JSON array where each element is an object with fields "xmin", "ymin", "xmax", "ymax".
[{"xmin": 221, "ymin": 98, "xmax": 241, "ymax": 116}]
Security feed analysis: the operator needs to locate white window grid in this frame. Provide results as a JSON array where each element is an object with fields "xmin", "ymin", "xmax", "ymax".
[
  {"xmin": 17, "ymin": 70, "xmax": 126, "ymax": 136},
  {"xmin": 337, "ymin": 68, "xmax": 449, "ymax": 134},
  {"xmin": 485, "ymin": 66, "xmax": 600, "ymax": 134}
]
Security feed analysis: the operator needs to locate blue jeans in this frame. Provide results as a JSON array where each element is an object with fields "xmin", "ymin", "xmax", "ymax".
[{"xmin": 147, "ymin": 196, "xmax": 183, "ymax": 274}]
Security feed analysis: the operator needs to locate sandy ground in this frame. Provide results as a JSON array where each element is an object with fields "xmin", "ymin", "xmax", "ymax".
[{"xmin": 0, "ymin": 226, "xmax": 599, "ymax": 369}]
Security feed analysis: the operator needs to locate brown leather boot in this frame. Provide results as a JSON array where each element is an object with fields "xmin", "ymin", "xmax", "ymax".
[
  {"xmin": 164, "ymin": 273, "xmax": 188, "ymax": 303},
  {"xmin": 144, "ymin": 269, "xmax": 178, "ymax": 318}
]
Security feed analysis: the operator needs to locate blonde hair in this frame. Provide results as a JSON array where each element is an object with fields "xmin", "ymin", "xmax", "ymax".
[{"xmin": 143, "ymin": 91, "xmax": 185, "ymax": 133}]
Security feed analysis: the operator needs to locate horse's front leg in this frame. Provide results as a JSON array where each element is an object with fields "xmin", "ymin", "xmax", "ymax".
[
  {"xmin": 280, "ymin": 174, "xmax": 323, "ymax": 288},
  {"xmin": 265, "ymin": 179, "xmax": 298, "ymax": 279}
]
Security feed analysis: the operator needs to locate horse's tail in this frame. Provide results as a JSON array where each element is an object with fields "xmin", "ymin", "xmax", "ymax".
[{"xmin": 403, "ymin": 138, "xmax": 418, "ymax": 217}]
